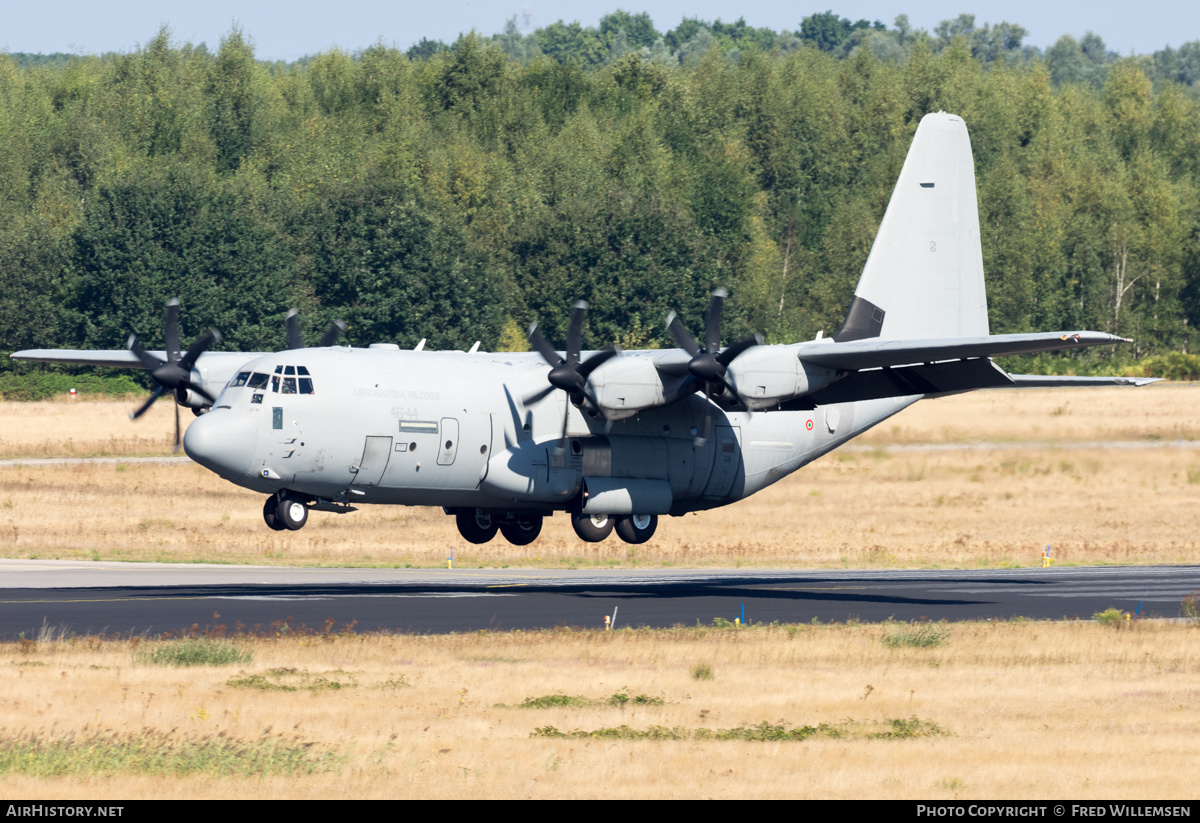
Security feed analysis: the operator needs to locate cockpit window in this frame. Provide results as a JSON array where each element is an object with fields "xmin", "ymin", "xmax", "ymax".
[
  {"xmin": 231, "ymin": 371, "xmax": 251, "ymax": 388},
  {"xmin": 252, "ymin": 366, "xmax": 315, "ymax": 395}
]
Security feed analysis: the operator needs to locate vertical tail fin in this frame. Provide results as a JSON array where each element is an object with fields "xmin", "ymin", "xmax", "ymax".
[{"xmin": 835, "ymin": 112, "xmax": 988, "ymax": 342}]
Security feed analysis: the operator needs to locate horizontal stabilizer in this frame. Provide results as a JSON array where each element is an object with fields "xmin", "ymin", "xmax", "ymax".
[
  {"xmin": 1005, "ymin": 374, "xmax": 1161, "ymax": 388},
  {"xmin": 794, "ymin": 331, "xmax": 1128, "ymax": 372}
]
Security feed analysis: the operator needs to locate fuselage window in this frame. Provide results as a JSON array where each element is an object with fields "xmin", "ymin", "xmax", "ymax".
[
  {"xmin": 297, "ymin": 366, "xmax": 310, "ymax": 376},
  {"xmin": 298, "ymin": 377, "xmax": 314, "ymax": 394},
  {"xmin": 399, "ymin": 421, "xmax": 439, "ymax": 434},
  {"xmin": 247, "ymin": 373, "xmax": 269, "ymax": 390},
  {"xmin": 251, "ymin": 393, "xmax": 263, "ymax": 404},
  {"xmin": 274, "ymin": 365, "xmax": 283, "ymax": 374},
  {"xmin": 231, "ymin": 371, "xmax": 251, "ymax": 388},
  {"xmin": 284, "ymin": 365, "xmax": 295, "ymax": 375},
  {"xmin": 281, "ymin": 377, "xmax": 297, "ymax": 394},
  {"xmin": 271, "ymin": 375, "xmax": 280, "ymax": 392}
]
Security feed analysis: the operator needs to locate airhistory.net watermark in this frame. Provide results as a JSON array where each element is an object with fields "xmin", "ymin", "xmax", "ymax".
[{"xmin": 6, "ymin": 808, "xmax": 124, "ymax": 818}]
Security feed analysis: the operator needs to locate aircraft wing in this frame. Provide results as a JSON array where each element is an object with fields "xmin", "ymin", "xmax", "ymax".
[
  {"xmin": 790, "ymin": 331, "xmax": 1129, "ymax": 371},
  {"xmin": 11, "ymin": 349, "xmax": 160, "ymax": 369},
  {"xmin": 783, "ymin": 358, "xmax": 1014, "ymax": 408}
]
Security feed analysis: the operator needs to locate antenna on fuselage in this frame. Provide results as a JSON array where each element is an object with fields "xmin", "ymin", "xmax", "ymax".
[{"xmin": 414, "ymin": 339, "xmax": 426, "ymax": 351}]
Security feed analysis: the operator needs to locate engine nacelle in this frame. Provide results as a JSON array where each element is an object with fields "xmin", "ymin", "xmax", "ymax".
[
  {"xmin": 725, "ymin": 348, "xmax": 839, "ymax": 410},
  {"xmin": 175, "ymin": 384, "xmax": 211, "ymax": 409},
  {"xmin": 587, "ymin": 356, "xmax": 671, "ymax": 421}
]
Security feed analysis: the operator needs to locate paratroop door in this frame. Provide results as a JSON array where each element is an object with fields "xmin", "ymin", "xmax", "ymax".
[{"xmin": 353, "ymin": 436, "xmax": 393, "ymax": 486}]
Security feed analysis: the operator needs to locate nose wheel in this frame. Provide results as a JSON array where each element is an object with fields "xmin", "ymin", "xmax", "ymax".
[
  {"xmin": 263, "ymin": 496, "xmax": 286, "ymax": 531},
  {"xmin": 264, "ymin": 493, "xmax": 308, "ymax": 531}
]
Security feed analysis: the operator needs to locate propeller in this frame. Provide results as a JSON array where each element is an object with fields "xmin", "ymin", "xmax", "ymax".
[
  {"xmin": 527, "ymin": 301, "xmax": 618, "ymax": 406},
  {"xmin": 127, "ymin": 299, "xmax": 222, "ymax": 452},
  {"xmin": 526, "ymin": 300, "xmax": 619, "ymax": 453},
  {"xmin": 666, "ymin": 288, "xmax": 762, "ymax": 403},
  {"xmin": 285, "ymin": 308, "xmax": 346, "ymax": 350}
]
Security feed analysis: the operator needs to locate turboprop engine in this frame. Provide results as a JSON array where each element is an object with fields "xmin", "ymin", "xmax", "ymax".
[{"xmin": 724, "ymin": 347, "xmax": 840, "ymax": 411}]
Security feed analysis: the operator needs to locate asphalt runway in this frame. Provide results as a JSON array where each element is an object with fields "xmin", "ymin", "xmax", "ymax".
[{"xmin": 1, "ymin": 560, "xmax": 1197, "ymax": 637}]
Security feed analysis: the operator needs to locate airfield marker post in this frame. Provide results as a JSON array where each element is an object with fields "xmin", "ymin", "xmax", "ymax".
[
  {"xmin": 1042, "ymin": 545, "xmax": 1054, "ymax": 568},
  {"xmin": 604, "ymin": 615, "xmax": 610, "ymax": 631},
  {"xmin": 448, "ymin": 547, "xmax": 453, "ymax": 570}
]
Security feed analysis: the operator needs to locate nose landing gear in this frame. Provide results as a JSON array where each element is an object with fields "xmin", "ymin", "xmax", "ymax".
[{"xmin": 263, "ymin": 492, "xmax": 309, "ymax": 531}]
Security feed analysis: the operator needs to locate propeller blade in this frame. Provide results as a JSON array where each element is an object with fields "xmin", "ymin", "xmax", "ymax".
[
  {"xmin": 577, "ymin": 346, "xmax": 619, "ymax": 379},
  {"xmin": 552, "ymin": 395, "xmax": 571, "ymax": 457},
  {"xmin": 528, "ymin": 323, "xmax": 564, "ymax": 367},
  {"xmin": 717, "ymin": 333, "xmax": 763, "ymax": 367},
  {"xmin": 522, "ymin": 383, "xmax": 557, "ymax": 406},
  {"xmin": 666, "ymin": 311, "xmax": 701, "ymax": 357},
  {"xmin": 127, "ymin": 335, "xmax": 165, "ymax": 371},
  {"xmin": 286, "ymin": 309, "xmax": 304, "ymax": 350},
  {"xmin": 704, "ymin": 289, "xmax": 726, "ymax": 353},
  {"xmin": 164, "ymin": 299, "xmax": 181, "ymax": 365},
  {"xmin": 693, "ymin": 407, "xmax": 713, "ymax": 447},
  {"xmin": 566, "ymin": 301, "xmax": 587, "ymax": 365},
  {"xmin": 173, "ymin": 402, "xmax": 181, "ymax": 453},
  {"xmin": 180, "ymin": 328, "xmax": 221, "ymax": 370},
  {"xmin": 317, "ymin": 319, "xmax": 347, "ymax": 348},
  {"xmin": 130, "ymin": 385, "xmax": 165, "ymax": 421}
]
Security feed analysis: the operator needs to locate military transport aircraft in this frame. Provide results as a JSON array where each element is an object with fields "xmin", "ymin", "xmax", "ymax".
[{"xmin": 12, "ymin": 112, "xmax": 1155, "ymax": 546}]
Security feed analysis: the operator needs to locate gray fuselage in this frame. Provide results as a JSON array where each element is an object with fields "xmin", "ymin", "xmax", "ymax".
[{"xmin": 184, "ymin": 346, "xmax": 918, "ymax": 518}]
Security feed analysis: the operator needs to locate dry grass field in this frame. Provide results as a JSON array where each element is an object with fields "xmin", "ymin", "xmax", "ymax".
[
  {"xmin": 2, "ymin": 388, "xmax": 1199, "ymax": 799},
  {"xmin": 2, "ymin": 620, "xmax": 1198, "ymax": 799},
  {"xmin": 1, "ymin": 386, "xmax": 1198, "ymax": 568}
]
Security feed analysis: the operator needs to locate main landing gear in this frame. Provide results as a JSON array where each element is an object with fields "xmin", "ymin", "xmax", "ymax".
[
  {"xmin": 263, "ymin": 492, "xmax": 308, "ymax": 531},
  {"xmin": 569, "ymin": 512, "xmax": 657, "ymax": 544},
  {"xmin": 452, "ymin": 509, "xmax": 657, "ymax": 546},
  {"xmin": 454, "ymin": 510, "xmax": 545, "ymax": 545}
]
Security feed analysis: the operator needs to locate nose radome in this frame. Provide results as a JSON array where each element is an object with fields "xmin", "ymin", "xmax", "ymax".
[{"xmin": 184, "ymin": 411, "xmax": 258, "ymax": 480}]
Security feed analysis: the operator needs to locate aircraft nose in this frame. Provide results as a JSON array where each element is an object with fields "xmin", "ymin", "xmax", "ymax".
[{"xmin": 184, "ymin": 411, "xmax": 258, "ymax": 480}]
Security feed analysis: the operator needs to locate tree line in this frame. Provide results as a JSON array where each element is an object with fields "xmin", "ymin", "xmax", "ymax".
[{"xmin": 1, "ymin": 17, "xmax": 1198, "ymax": 378}]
